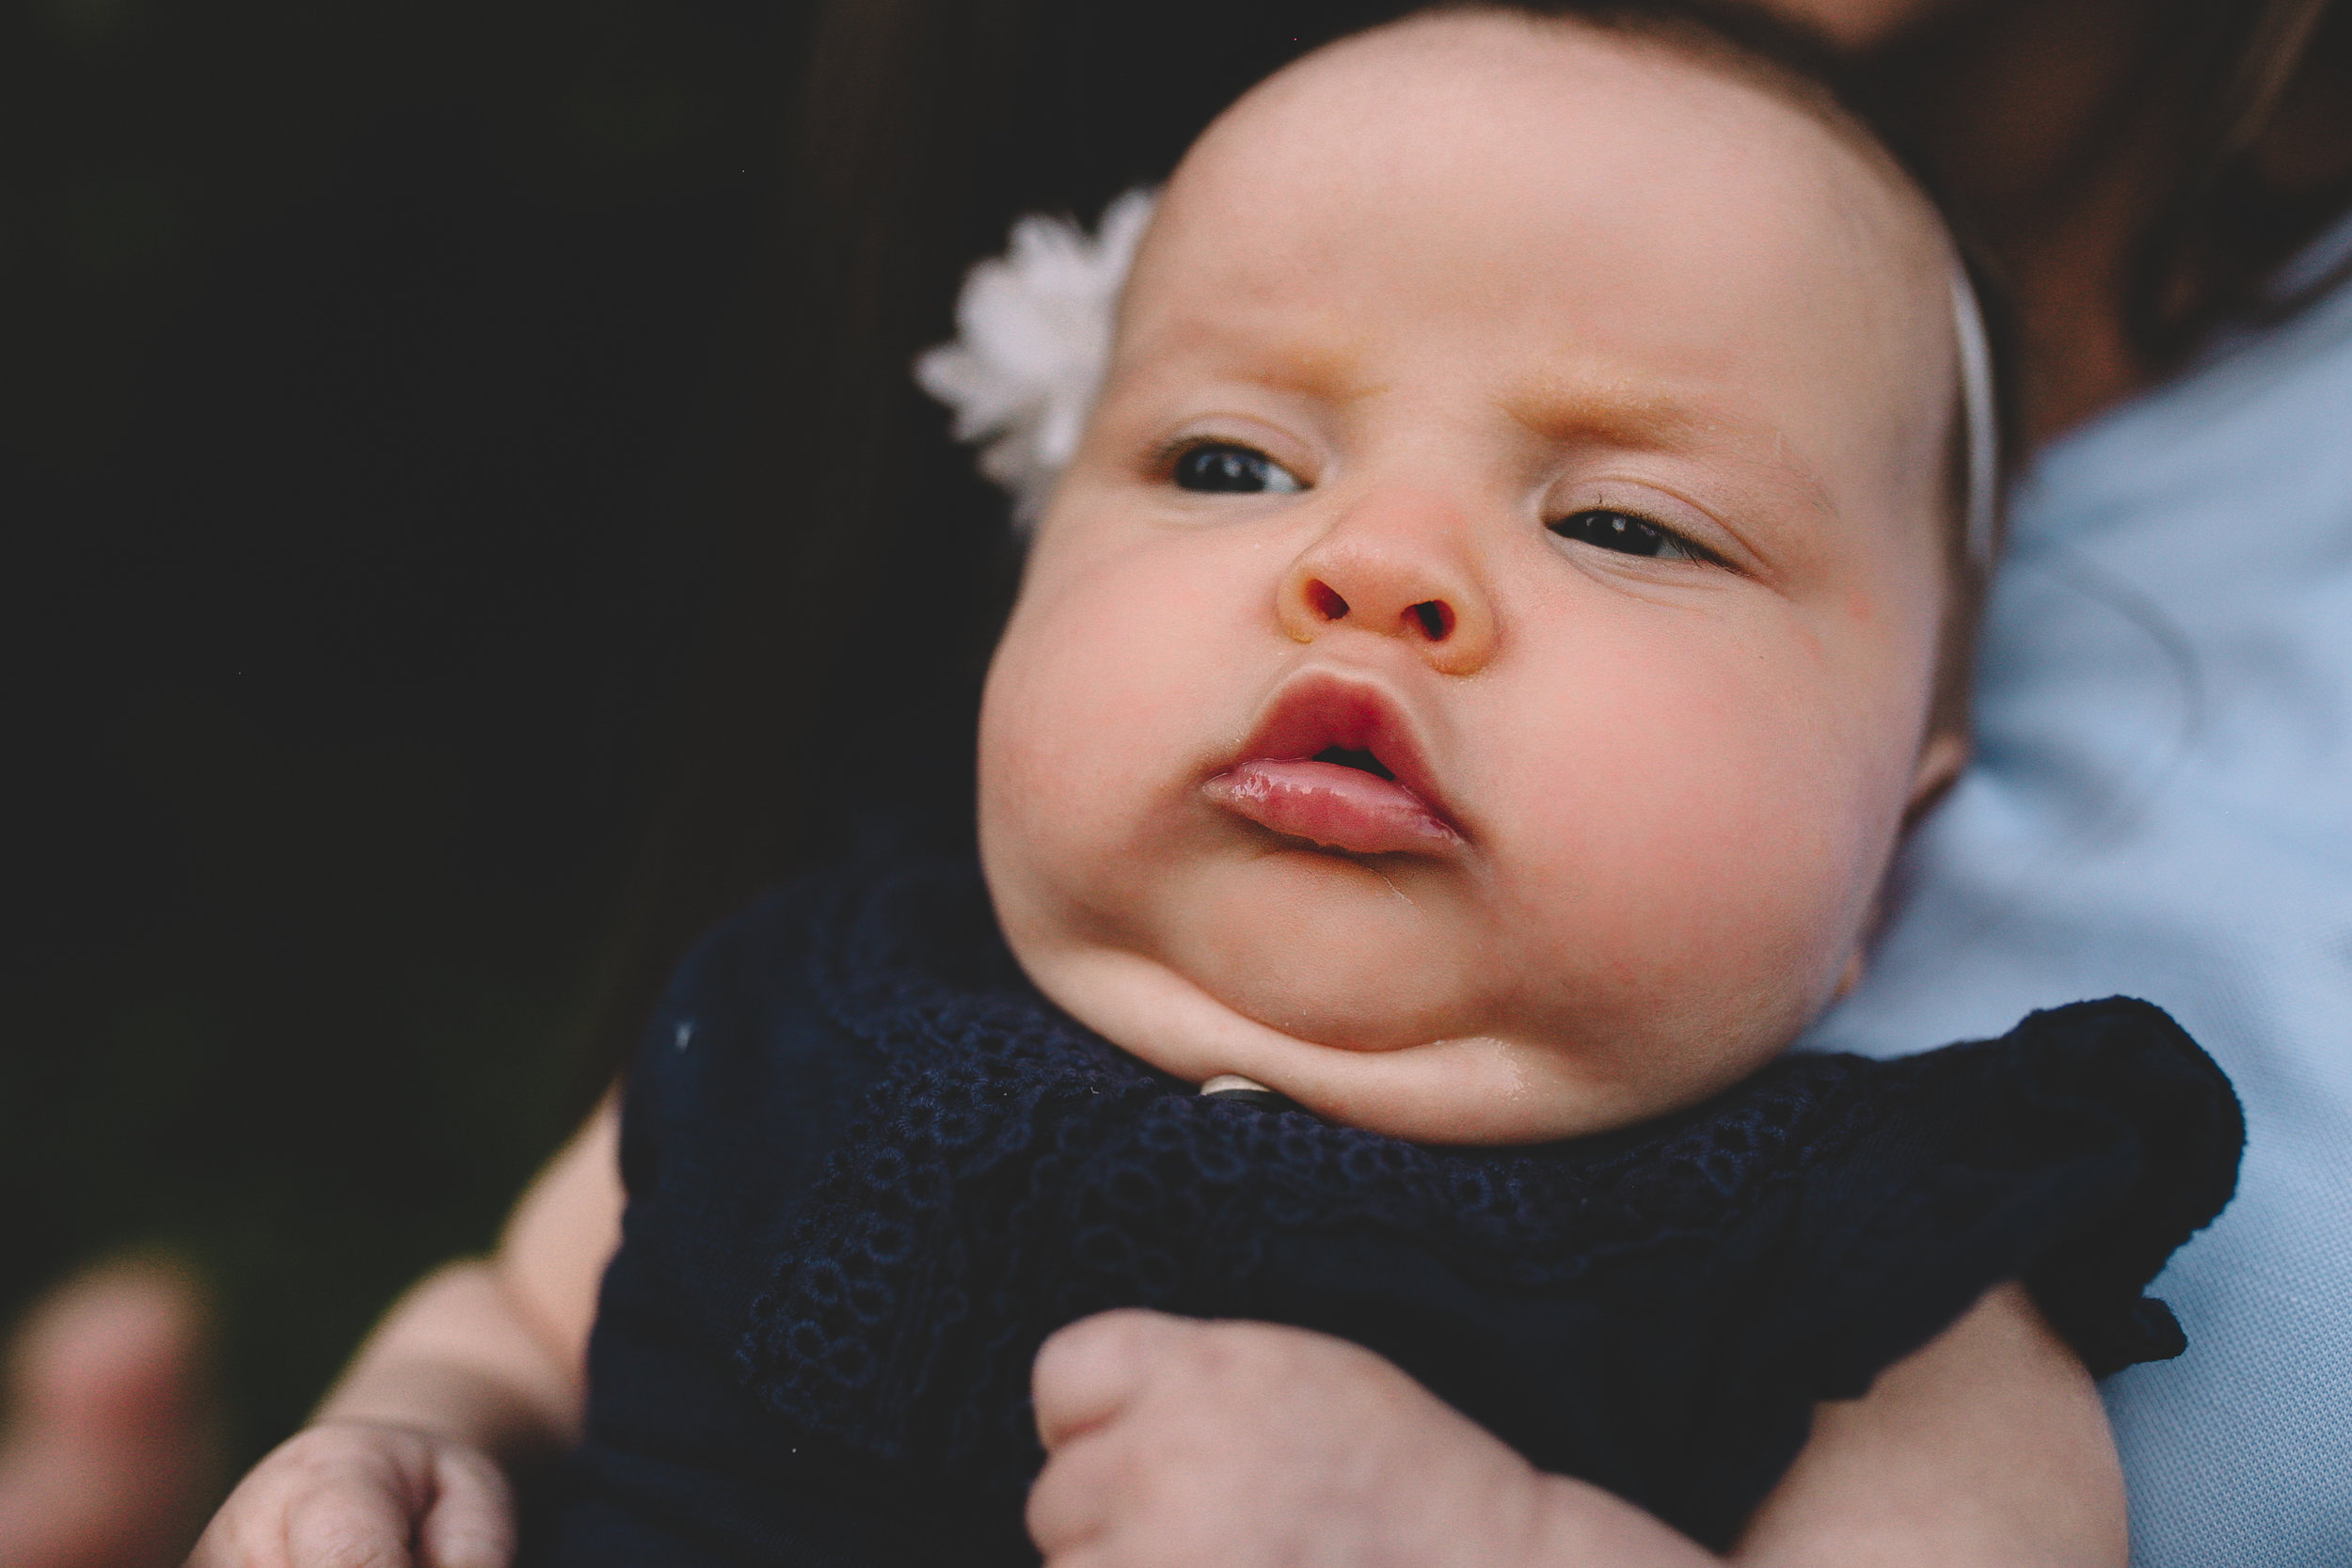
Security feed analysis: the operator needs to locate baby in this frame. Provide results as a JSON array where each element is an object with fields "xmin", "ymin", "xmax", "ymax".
[{"xmin": 191, "ymin": 6, "xmax": 2240, "ymax": 1566}]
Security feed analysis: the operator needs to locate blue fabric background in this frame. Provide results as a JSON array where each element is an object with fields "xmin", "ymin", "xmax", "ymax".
[{"xmin": 1807, "ymin": 219, "xmax": 2352, "ymax": 1565}]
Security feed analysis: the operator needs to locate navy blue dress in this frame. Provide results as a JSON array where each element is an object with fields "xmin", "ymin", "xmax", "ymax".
[{"xmin": 544, "ymin": 858, "xmax": 2242, "ymax": 1564}]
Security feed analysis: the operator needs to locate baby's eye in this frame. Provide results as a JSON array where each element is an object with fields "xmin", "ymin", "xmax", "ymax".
[
  {"xmin": 1548, "ymin": 508, "xmax": 1706, "ymax": 562},
  {"xmin": 1171, "ymin": 442, "xmax": 1303, "ymax": 495}
]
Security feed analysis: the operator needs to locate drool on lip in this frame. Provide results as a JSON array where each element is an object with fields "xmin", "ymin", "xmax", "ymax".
[{"xmin": 1205, "ymin": 752, "xmax": 1462, "ymax": 856}]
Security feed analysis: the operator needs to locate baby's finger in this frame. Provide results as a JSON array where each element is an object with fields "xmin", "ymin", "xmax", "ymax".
[
  {"xmin": 417, "ymin": 1448, "xmax": 516, "ymax": 1568},
  {"xmin": 280, "ymin": 1481, "xmax": 416, "ymax": 1568},
  {"xmin": 1031, "ymin": 1308, "xmax": 1190, "ymax": 1451},
  {"xmin": 1025, "ymin": 1425, "xmax": 1131, "ymax": 1558}
]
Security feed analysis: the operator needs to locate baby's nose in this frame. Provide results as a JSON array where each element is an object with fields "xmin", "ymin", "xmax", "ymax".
[{"xmin": 1277, "ymin": 502, "xmax": 1496, "ymax": 675}]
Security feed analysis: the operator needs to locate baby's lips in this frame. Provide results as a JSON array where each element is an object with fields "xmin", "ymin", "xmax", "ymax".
[{"xmin": 1204, "ymin": 757, "xmax": 1464, "ymax": 856}]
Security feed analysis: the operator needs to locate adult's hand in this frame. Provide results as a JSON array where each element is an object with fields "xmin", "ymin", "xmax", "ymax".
[
  {"xmin": 1027, "ymin": 1309, "xmax": 1711, "ymax": 1568},
  {"xmin": 0, "ymin": 1258, "xmax": 218, "ymax": 1568}
]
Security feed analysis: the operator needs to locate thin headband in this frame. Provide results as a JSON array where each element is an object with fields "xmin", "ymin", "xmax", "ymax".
[{"xmin": 1948, "ymin": 265, "xmax": 2000, "ymax": 573}]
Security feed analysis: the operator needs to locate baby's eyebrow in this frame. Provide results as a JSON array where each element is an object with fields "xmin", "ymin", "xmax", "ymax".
[
  {"xmin": 1240, "ymin": 339, "xmax": 1391, "ymax": 405},
  {"xmin": 1498, "ymin": 378, "xmax": 1704, "ymax": 448},
  {"xmin": 1499, "ymin": 379, "xmax": 1836, "ymax": 518},
  {"xmin": 1136, "ymin": 311, "xmax": 1392, "ymax": 405}
]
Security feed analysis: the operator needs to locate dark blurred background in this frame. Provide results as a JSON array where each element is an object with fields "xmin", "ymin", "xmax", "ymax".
[
  {"xmin": 2, "ymin": 0, "xmax": 1400, "ymax": 1485},
  {"xmin": 4, "ymin": 0, "xmax": 831, "ymax": 1473}
]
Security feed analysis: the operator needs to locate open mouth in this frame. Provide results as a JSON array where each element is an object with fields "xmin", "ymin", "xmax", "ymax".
[
  {"xmin": 1203, "ymin": 676, "xmax": 1461, "ymax": 856},
  {"xmin": 1313, "ymin": 746, "xmax": 1393, "ymax": 781}
]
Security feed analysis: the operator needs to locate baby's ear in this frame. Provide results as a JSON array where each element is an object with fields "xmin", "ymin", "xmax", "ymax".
[
  {"xmin": 1832, "ymin": 948, "xmax": 1867, "ymax": 1001},
  {"xmin": 1845, "ymin": 733, "xmax": 1969, "ymax": 1000},
  {"xmin": 1904, "ymin": 729, "xmax": 1969, "ymax": 828}
]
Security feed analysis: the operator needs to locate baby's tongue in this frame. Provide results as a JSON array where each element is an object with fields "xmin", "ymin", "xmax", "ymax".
[{"xmin": 1205, "ymin": 757, "xmax": 1458, "ymax": 855}]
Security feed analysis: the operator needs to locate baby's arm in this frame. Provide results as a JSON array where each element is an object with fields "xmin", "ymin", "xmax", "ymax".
[
  {"xmin": 187, "ymin": 1097, "xmax": 623, "ymax": 1568},
  {"xmin": 1027, "ymin": 1283, "xmax": 2124, "ymax": 1567},
  {"xmin": 1734, "ymin": 1281, "xmax": 2123, "ymax": 1564}
]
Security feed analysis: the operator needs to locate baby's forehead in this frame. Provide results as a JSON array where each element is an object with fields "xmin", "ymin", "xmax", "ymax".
[
  {"xmin": 1148, "ymin": 9, "xmax": 1952, "ymax": 341},
  {"xmin": 1112, "ymin": 8, "xmax": 1961, "ymax": 532}
]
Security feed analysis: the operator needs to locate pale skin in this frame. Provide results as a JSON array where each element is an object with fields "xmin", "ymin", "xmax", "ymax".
[
  {"xmin": 978, "ymin": 13, "xmax": 1970, "ymax": 1147},
  {"xmin": 192, "ymin": 11, "xmax": 2129, "ymax": 1567}
]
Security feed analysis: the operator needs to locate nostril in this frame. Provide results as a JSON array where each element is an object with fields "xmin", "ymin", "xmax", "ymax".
[
  {"xmin": 1409, "ymin": 600, "xmax": 1454, "ymax": 640},
  {"xmin": 1310, "ymin": 581, "xmax": 1350, "ymax": 621}
]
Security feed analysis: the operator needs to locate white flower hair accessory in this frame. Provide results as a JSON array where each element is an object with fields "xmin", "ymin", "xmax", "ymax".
[
  {"xmin": 919, "ymin": 187, "xmax": 1998, "ymax": 568},
  {"xmin": 914, "ymin": 188, "xmax": 1158, "ymax": 528}
]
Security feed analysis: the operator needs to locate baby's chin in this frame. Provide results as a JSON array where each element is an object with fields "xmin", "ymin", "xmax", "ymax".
[{"xmin": 1006, "ymin": 931, "xmax": 1766, "ymax": 1147}]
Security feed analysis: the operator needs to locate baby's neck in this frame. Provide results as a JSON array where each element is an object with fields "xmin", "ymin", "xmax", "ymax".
[{"xmin": 1013, "ymin": 938, "xmax": 1677, "ymax": 1146}]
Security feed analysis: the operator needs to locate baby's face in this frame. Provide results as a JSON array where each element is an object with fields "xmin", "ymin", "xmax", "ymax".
[{"xmin": 977, "ymin": 11, "xmax": 1963, "ymax": 1144}]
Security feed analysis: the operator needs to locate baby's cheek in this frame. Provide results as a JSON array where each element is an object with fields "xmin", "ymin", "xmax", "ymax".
[
  {"xmin": 980, "ymin": 544, "xmax": 1244, "ymax": 914},
  {"xmin": 1489, "ymin": 631, "xmax": 1884, "ymax": 1052}
]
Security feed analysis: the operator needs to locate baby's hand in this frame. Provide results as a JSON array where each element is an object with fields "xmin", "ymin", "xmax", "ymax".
[
  {"xmin": 1027, "ymin": 1310, "xmax": 1555, "ymax": 1568},
  {"xmin": 184, "ymin": 1420, "xmax": 513, "ymax": 1568}
]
